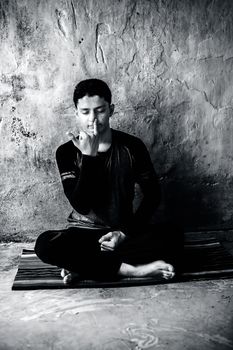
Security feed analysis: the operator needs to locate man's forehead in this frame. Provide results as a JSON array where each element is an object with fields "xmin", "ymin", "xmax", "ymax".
[{"xmin": 77, "ymin": 95, "xmax": 107, "ymax": 108}]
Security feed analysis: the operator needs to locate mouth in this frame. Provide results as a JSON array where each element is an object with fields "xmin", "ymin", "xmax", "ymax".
[{"xmin": 88, "ymin": 123, "xmax": 101, "ymax": 129}]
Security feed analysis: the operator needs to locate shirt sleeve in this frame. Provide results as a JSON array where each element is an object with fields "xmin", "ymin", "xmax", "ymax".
[
  {"xmin": 127, "ymin": 138, "xmax": 161, "ymax": 234},
  {"xmin": 56, "ymin": 143, "xmax": 99, "ymax": 215}
]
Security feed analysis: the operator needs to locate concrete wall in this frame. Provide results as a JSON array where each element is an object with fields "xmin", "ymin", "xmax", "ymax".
[{"xmin": 1, "ymin": 0, "xmax": 233, "ymax": 239}]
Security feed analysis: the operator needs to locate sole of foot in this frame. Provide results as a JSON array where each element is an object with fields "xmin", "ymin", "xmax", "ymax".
[{"xmin": 130, "ymin": 260, "xmax": 175, "ymax": 279}]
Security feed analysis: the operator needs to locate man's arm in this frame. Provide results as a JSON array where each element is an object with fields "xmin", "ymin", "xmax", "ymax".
[
  {"xmin": 56, "ymin": 124, "xmax": 101, "ymax": 214},
  {"xmin": 56, "ymin": 144, "xmax": 99, "ymax": 214},
  {"xmin": 127, "ymin": 138, "xmax": 161, "ymax": 233}
]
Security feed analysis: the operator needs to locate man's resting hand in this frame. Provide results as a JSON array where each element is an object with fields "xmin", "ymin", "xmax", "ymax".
[{"xmin": 98, "ymin": 231, "xmax": 126, "ymax": 251}]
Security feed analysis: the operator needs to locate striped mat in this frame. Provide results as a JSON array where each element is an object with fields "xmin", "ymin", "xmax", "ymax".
[{"xmin": 12, "ymin": 238, "xmax": 233, "ymax": 290}]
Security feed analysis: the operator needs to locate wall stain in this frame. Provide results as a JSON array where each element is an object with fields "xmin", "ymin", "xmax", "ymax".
[
  {"xmin": 15, "ymin": 6, "xmax": 34, "ymax": 55},
  {"xmin": 1, "ymin": 74, "xmax": 26, "ymax": 102},
  {"xmin": 11, "ymin": 115, "xmax": 37, "ymax": 145},
  {"xmin": 32, "ymin": 151, "xmax": 53, "ymax": 174},
  {"xmin": 11, "ymin": 74, "xmax": 25, "ymax": 102},
  {"xmin": 0, "ymin": 1, "xmax": 8, "ymax": 40}
]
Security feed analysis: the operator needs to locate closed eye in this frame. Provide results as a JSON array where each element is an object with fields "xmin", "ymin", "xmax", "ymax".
[
  {"xmin": 96, "ymin": 108, "xmax": 106, "ymax": 113},
  {"xmin": 80, "ymin": 109, "xmax": 89, "ymax": 114}
]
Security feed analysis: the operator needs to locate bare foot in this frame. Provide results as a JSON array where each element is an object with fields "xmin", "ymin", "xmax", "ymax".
[
  {"xmin": 118, "ymin": 260, "xmax": 175, "ymax": 280},
  {"xmin": 61, "ymin": 269, "xmax": 80, "ymax": 285},
  {"xmin": 61, "ymin": 269, "xmax": 69, "ymax": 278}
]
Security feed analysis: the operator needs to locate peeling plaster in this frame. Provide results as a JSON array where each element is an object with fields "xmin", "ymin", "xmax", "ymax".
[
  {"xmin": 95, "ymin": 23, "xmax": 108, "ymax": 69},
  {"xmin": 55, "ymin": 9, "xmax": 68, "ymax": 39}
]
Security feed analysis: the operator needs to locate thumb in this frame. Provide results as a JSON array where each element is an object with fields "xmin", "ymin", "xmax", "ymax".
[
  {"xmin": 67, "ymin": 132, "xmax": 79, "ymax": 148},
  {"xmin": 98, "ymin": 232, "xmax": 113, "ymax": 243}
]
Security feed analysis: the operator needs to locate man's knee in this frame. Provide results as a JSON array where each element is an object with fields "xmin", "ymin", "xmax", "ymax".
[{"xmin": 34, "ymin": 230, "xmax": 59, "ymax": 264}]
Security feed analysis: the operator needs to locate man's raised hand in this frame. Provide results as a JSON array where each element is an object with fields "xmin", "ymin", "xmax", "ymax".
[{"xmin": 67, "ymin": 121, "xmax": 99, "ymax": 156}]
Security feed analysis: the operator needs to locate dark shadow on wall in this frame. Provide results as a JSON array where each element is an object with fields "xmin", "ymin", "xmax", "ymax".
[
  {"xmin": 135, "ymin": 99, "xmax": 233, "ymax": 231},
  {"xmin": 158, "ymin": 153, "xmax": 233, "ymax": 231}
]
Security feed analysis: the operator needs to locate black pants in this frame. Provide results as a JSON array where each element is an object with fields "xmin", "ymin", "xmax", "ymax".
[{"xmin": 34, "ymin": 223, "xmax": 183, "ymax": 280}]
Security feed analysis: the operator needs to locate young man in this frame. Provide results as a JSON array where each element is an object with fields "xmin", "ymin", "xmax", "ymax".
[{"xmin": 35, "ymin": 79, "xmax": 182, "ymax": 284}]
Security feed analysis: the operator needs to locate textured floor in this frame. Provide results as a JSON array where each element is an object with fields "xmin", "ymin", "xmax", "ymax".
[{"xmin": 1, "ymin": 242, "xmax": 233, "ymax": 350}]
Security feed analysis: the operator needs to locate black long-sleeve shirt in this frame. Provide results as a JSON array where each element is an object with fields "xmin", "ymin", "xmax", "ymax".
[{"xmin": 56, "ymin": 129, "xmax": 161, "ymax": 235}]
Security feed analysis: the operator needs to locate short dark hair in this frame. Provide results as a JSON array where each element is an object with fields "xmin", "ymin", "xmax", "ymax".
[{"xmin": 73, "ymin": 79, "xmax": 112, "ymax": 107}]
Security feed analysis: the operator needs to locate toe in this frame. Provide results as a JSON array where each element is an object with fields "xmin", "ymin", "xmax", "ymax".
[
  {"xmin": 61, "ymin": 269, "xmax": 69, "ymax": 278},
  {"xmin": 63, "ymin": 273, "xmax": 72, "ymax": 284},
  {"xmin": 63, "ymin": 272, "xmax": 80, "ymax": 285}
]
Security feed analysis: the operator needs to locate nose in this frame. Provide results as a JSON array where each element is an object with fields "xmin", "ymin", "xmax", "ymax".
[{"xmin": 88, "ymin": 110, "xmax": 96, "ymax": 123}]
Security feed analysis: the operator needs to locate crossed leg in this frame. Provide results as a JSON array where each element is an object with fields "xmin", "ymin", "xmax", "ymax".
[
  {"xmin": 118, "ymin": 260, "xmax": 175, "ymax": 280},
  {"xmin": 61, "ymin": 259, "xmax": 175, "ymax": 284},
  {"xmin": 35, "ymin": 224, "xmax": 182, "ymax": 285}
]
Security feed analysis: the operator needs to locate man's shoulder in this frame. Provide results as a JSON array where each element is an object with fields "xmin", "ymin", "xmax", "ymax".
[
  {"xmin": 112, "ymin": 129, "xmax": 143, "ymax": 147},
  {"xmin": 56, "ymin": 139, "xmax": 77, "ymax": 158}
]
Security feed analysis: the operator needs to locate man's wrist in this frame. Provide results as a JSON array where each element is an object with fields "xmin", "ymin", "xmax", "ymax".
[{"xmin": 116, "ymin": 230, "xmax": 127, "ymax": 243}]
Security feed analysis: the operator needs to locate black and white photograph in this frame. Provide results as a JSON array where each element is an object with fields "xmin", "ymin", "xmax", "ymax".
[{"xmin": 0, "ymin": 0, "xmax": 233, "ymax": 349}]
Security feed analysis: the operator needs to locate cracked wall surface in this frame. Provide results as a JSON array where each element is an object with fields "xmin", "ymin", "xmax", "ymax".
[{"xmin": 0, "ymin": 0, "xmax": 233, "ymax": 239}]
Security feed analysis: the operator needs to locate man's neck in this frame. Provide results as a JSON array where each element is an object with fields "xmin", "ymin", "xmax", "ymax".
[{"xmin": 98, "ymin": 128, "xmax": 112, "ymax": 152}]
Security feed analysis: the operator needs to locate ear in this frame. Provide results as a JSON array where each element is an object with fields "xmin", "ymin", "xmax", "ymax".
[{"xmin": 109, "ymin": 104, "xmax": 115, "ymax": 117}]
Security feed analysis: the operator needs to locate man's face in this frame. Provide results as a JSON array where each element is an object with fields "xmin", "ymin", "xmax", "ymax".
[{"xmin": 76, "ymin": 95, "xmax": 114, "ymax": 135}]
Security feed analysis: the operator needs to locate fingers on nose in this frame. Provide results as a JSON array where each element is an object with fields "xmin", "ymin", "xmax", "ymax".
[
  {"xmin": 79, "ymin": 131, "xmax": 87, "ymax": 140},
  {"xmin": 89, "ymin": 112, "xmax": 97, "ymax": 122}
]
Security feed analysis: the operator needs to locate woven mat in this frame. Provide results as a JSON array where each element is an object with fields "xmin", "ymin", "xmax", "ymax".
[{"xmin": 12, "ymin": 237, "xmax": 233, "ymax": 290}]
